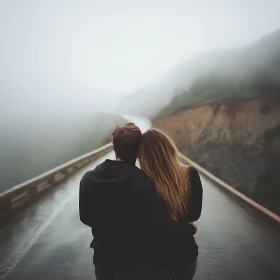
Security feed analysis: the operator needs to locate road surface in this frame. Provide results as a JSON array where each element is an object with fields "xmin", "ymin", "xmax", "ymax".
[{"xmin": 0, "ymin": 117, "xmax": 280, "ymax": 280}]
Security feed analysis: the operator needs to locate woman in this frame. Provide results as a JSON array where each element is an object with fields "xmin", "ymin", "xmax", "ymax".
[{"xmin": 138, "ymin": 128, "xmax": 203, "ymax": 280}]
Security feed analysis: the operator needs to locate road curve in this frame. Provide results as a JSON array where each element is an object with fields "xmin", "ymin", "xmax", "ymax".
[{"xmin": 0, "ymin": 118, "xmax": 280, "ymax": 280}]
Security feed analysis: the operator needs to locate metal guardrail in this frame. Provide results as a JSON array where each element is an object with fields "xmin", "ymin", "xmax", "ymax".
[
  {"xmin": 1, "ymin": 138, "xmax": 278, "ymax": 228},
  {"xmin": 183, "ymin": 155, "xmax": 280, "ymax": 224},
  {"xmin": 0, "ymin": 143, "xmax": 113, "ymax": 227}
]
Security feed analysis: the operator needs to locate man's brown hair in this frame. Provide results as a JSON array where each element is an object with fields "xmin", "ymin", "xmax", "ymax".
[{"xmin": 112, "ymin": 123, "xmax": 142, "ymax": 162}]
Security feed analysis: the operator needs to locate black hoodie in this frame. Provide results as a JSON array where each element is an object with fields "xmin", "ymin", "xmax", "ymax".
[{"xmin": 79, "ymin": 159, "xmax": 196, "ymax": 266}]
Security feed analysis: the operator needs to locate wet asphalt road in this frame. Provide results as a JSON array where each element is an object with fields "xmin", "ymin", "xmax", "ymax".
[{"xmin": 0, "ymin": 150, "xmax": 280, "ymax": 280}]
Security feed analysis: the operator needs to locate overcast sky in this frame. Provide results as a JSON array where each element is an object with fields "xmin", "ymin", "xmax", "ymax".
[{"xmin": 1, "ymin": 0, "xmax": 280, "ymax": 101}]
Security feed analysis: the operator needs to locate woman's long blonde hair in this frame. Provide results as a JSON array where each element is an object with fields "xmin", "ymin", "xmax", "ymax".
[{"xmin": 138, "ymin": 128, "xmax": 191, "ymax": 220}]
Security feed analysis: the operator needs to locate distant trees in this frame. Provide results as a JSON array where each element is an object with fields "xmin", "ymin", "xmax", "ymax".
[{"xmin": 158, "ymin": 67, "xmax": 280, "ymax": 118}]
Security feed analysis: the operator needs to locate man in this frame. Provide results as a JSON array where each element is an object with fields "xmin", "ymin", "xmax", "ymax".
[{"xmin": 79, "ymin": 123, "xmax": 197, "ymax": 280}]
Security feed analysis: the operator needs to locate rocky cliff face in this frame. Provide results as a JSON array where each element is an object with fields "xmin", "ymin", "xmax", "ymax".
[{"xmin": 153, "ymin": 98, "xmax": 280, "ymax": 215}]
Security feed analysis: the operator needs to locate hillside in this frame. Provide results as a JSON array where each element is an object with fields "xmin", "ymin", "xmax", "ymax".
[
  {"xmin": 142, "ymin": 29, "xmax": 280, "ymax": 216},
  {"xmin": 153, "ymin": 98, "xmax": 280, "ymax": 215},
  {"xmin": 118, "ymin": 29, "xmax": 280, "ymax": 118},
  {"xmin": 0, "ymin": 113, "xmax": 124, "ymax": 193}
]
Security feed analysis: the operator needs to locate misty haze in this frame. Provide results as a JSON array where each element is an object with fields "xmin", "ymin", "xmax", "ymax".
[
  {"xmin": 1, "ymin": 0, "xmax": 279, "ymax": 213},
  {"xmin": 1, "ymin": 1, "xmax": 280, "ymax": 279},
  {"xmin": 1, "ymin": 0, "xmax": 280, "ymax": 213}
]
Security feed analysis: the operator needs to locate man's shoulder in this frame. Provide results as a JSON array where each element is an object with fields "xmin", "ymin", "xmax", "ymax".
[
  {"xmin": 82, "ymin": 162, "xmax": 103, "ymax": 179},
  {"xmin": 82, "ymin": 169, "xmax": 95, "ymax": 179},
  {"xmin": 80, "ymin": 170, "xmax": 95, "ymax": 188}
]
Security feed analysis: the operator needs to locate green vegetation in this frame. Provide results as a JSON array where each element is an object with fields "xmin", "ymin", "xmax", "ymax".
[
  {"xmin": 158, "ymin": 72, "xmax": 280, "ymax": 117},
  {"xmin": 157, "ymin": 30, "xmax": 280, "ymax": 118},
  {"xmin": 119, "ymin": 30, "xmax": 280, "ymax": 119}
]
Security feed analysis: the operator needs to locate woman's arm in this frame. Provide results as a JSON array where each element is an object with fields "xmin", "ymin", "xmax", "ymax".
[
  {"xmin": 181, "ymin": 166, "xmax": 203, "ymax": 223},
  {"xmin": 141, "ymin": 179, "xmax": 197, "ymax": 236}
]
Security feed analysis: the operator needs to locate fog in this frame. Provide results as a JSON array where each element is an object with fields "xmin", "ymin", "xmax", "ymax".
[
  {"xmin": 2, "ymin": 0, "xmax": 280, "ymax": 97},
  {"xmin": 1, "ymin": 0, "xmax": 280, "ymax": 191},
  {"xmin": 119, "ymin": 29, "xmax": 280, "ymax": 118}
]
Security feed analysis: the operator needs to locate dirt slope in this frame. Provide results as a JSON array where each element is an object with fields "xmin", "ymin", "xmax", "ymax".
[{"xmin": 153, "ymin": 98, "xmax": 280, "ymax": 215}]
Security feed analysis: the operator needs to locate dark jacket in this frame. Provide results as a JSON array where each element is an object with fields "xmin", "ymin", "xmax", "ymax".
[
  {"xmin": 147, "ymin": 166, "xmax": 203, "ymax": 269},
  {"xmin": 79, "ymin": 159, "xmax": 196, "ymax": 266}
]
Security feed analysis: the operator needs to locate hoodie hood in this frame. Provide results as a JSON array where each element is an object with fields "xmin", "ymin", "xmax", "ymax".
[{"xmin": 92, "ymin": 159, "xmax": 137, "ymax": 185}]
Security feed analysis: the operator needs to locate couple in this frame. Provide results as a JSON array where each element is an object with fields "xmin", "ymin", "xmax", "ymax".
[{"xmin": 79, "ymin": 123, "xmax": 203, "ymax": 280}]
